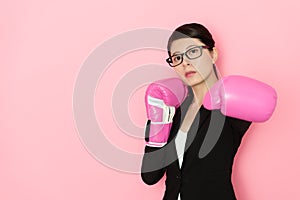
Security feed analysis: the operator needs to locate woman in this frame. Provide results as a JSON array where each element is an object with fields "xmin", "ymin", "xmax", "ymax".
[{"xmin": 141, "ymin": 23, "xmax": 276, "ymax": 200}]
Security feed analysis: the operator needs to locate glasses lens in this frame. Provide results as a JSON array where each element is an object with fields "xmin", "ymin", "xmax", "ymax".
[
  {"xmin": 170, "ymin": 55, "xmax": 182, "ymax": 67},
  {"xmin": 186, "ymin": 47, "xmax": 202, "ymax": 59}
]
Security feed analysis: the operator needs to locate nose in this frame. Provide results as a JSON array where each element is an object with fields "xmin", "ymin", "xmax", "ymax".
[{"xmin": 181, "ymin": 55, "xmax": 191, "ymax": 67}]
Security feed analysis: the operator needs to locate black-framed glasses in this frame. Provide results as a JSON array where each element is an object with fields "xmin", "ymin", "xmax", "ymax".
[{"xmin": 166, "ymin": 45, "xmax": 210, "ymax": 67}]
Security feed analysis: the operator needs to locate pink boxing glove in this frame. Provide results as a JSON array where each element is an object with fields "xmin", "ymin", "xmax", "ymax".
[
  {"xmin": 145, "ymin": 78, "xmax": 188, "ymax": 147},
  {"xmin": 203, "ymin": 75, "xmax": 277, "ymax": 122}
]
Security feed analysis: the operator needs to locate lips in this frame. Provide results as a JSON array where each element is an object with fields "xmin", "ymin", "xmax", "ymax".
[{"xmin": 185, "ymin": 71, "xmax": 196, "ymax": 78}]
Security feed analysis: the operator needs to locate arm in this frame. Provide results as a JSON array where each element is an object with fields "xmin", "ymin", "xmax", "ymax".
[
  {"xmin": 228, "ymin": 116, "xmax": 252, "ymax": 139},
  {"xmin": 141, "ymin": 78, "xmax": 187, "ymax": 184},
  {"xmin": 141, "ymin": 138, "xmax": 167, "ymax": 185}
]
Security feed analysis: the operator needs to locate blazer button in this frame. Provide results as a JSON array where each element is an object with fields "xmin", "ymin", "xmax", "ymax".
[{"xmin": 176, "ymin": 174, "xmax": 181, "ymax": 179}]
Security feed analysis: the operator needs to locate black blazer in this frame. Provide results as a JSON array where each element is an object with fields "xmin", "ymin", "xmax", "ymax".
[{"xmin": 141, "ymin": 90, "xmax": 252, "ymax": 200}]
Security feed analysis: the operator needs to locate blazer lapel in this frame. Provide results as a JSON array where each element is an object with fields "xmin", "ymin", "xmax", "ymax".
[
  {"xmin": 166, "ymin": 90, "xmax": 212, "ymax": 172},
  {"xmin": 180, "ymin": 105, "xmax": 211, "ymax": 171},
  {"xmin": 166, "ymin": 94, "xmax": 192, "ymax": 170}
]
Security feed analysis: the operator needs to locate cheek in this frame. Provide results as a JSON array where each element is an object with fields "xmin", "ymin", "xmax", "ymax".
[
  {"xmin": 173, "ymin": 68, "xmax": 184, "ymax": 76},
  {"xmin": 173, "ymin": 68, "xmax": 188, "ymax": 82},
  {"xmin": 191, "ymin": 55, "xmax": 213, "ymax": 75}
]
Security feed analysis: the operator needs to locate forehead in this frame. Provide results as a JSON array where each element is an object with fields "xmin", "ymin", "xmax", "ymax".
[{"xmin": 170, "ymin": 38, "xmax": 205, "ymax": 54}]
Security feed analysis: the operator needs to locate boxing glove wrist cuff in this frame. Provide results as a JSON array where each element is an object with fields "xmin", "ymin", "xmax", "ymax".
[{"xmin": 146, "ymin": 141, "xmax": 167, "ymax": 147}]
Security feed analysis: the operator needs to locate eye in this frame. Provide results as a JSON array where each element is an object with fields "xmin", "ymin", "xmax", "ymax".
[
  {"xmin": 189, "ymin": 48, "xmax": 199, "ymax": 55},
  {"xmin": 172, "ymin": 55, "xmax": 182, "ymax": 62}
]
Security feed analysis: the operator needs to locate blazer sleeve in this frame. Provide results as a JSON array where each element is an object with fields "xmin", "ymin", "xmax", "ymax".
[
  {"xmin": 228, "ymin": 116, "xmax": 252, "ymax": 139},
  {"xmin": 141, "ymin": 120, "xmax": 167, "ymax": 185},
  {"xmin": 141, "ymin": 146, "xmax": 167, "ymax": 185}
]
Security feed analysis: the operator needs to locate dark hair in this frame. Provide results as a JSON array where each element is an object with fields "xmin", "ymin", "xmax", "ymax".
[{"xmin": 167, "ymin": 23, "xmax": 215, "ymax": 57}]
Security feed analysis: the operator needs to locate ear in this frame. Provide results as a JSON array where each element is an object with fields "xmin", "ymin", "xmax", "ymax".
[{"xmin": 210, "ymin": 47, "xmax": 218, "ymax": 64}]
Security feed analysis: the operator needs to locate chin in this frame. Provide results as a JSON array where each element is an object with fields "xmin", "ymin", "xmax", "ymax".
[{"xmin": 184, "ymin": 78, "xmax": 205, "ymax": 87}]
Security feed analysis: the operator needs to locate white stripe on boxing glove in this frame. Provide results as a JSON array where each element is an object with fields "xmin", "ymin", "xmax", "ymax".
[{"xmin": 147, "ymin": 95, "xmax": 176, "ymax": 124}]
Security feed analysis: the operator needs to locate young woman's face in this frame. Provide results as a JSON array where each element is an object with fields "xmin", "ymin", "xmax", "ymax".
[{"xmin": 169, "ymin": 38, "xmax": 217, "ymax": 87}]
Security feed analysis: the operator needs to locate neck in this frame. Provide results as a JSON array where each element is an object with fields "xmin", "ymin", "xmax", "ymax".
[{"xmin": 191, "ymin": 71, "xmax": 219, "ymax": 106}]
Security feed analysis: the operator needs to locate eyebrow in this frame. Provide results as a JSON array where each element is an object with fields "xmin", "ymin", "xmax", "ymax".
[{"xmin": 171, "ymin": 45, "xmax": 198, "ymax": 56}]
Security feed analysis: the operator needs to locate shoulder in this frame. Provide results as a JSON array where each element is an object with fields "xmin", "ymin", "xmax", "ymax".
[{"xmin": 227, "ymin": 116, "xmax": 252, "ymax": 137}]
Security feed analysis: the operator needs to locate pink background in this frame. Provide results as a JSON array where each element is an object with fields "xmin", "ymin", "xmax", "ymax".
[{"xmin": 1, "ymin": 0, "xmax": 300, "ymax": 199}]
